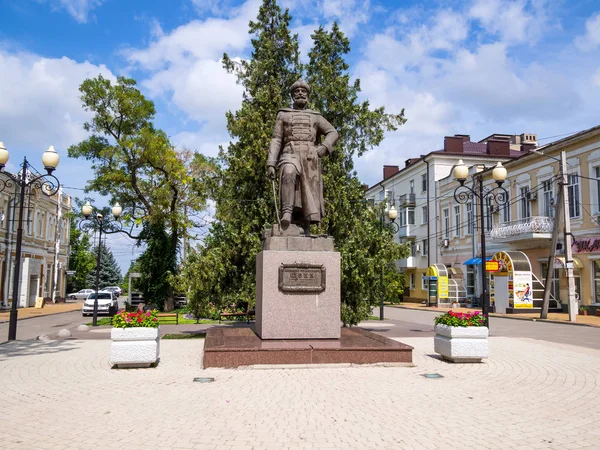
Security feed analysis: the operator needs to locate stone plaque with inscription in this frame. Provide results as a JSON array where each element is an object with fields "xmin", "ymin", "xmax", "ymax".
[{"xmin": 278, "ymin": 263, "xmax": 326, "ymax": 293}]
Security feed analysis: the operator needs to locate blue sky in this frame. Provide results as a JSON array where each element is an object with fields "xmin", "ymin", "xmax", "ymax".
[{"xmin": 1, "ymin": 0, "xmax": 600, "ymax": 272}]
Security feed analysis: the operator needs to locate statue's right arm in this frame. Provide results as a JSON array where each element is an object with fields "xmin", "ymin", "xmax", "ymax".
[{"xmin": 267, "ymin": 112, "xmax": 284, "ymax": 170}]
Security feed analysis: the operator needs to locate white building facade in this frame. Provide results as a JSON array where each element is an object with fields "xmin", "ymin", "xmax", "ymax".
[
  {"xmin": 0, "ymin": 175, "xmax": 71, "ymax": 309},
  {"xmin": 365, "ymin": 133, "xmax": 535, "ymax": 303}
]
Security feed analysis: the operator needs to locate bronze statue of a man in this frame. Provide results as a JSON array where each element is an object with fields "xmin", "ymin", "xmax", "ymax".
[{"xmin": 267, "ymin": 80, "xmax": 339, "ymax": 232}]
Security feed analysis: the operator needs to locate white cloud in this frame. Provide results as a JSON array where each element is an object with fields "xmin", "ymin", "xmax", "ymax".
[
  {"xmin": 123, "ymin": 0, "xmax": 263, "ymax": 153},
  {"xmin": 320, "ymin": 0, "xmax": 371, "ymax": 38},
  {"xmin": 593, "ymin": 68, "xmax": 600, "ymax": 87},
  {"xmin": 42, "ymin": 0, "xmax": 104, "ymax": 23},
  {"xmin": 575, "ymin": 13, "xmax": 600, "ymax": 51},
  {"xmin": 469, "ymin": 0, "xmax": 549, "ymax": 45},
  {"xmin": 0, "ymin": 49, "xmax": 114, "ymax": 152}
]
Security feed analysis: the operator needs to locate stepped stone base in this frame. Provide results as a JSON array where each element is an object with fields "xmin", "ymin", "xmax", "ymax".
[{"xmin": 203, "ymin": 327, "xmax": 413, "ymax": 368}]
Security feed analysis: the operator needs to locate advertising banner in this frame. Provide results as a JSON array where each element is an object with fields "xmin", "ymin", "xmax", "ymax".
[
  {"xmin": 513, "ymin": 271, "xmax": 533, "ymax": 308},
  {"xmin": 438, "ymin": 276, "xmax": 449, "ymax": 299}
]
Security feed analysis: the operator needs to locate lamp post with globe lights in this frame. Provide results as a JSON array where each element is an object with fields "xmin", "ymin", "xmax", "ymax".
[
  {"xmin": 453, "ymin": 160, "xmax": 508, "ymax": 328},
  {"xmin": 379, "ymin": 203, "xmax": 400, "ymax": 320},
  {"xmin": 0, "ymin": 142, "xmax": 61, "ymax": 341},
  {"xmin": 79, "ymin": 201, "xmax": 123, "ymax": 326}
]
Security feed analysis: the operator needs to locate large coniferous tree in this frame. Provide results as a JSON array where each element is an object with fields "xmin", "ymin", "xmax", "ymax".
[
  {"xmin": 190, "ymin": 0, "xmax": 302, "ymax": 307},
  {"xmin": 183, "ymin": 1, "xmax": 408, "ymax": 323},
  {"xmin": 307, "ymin": 24, "xmax": 408, "ymax": 324},
  {"xmin": 86, "ymin": 244, "xmax": 122, "ymax": 289}
]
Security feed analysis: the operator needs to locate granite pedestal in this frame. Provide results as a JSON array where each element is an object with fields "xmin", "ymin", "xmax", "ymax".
[{"xmin": 255, "ymin": 225, "xmax": 340, "ymax": 339}]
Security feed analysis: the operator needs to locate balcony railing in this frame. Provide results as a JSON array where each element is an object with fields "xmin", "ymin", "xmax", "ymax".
[
  {"xmin": 398, "ymin": 193, "xmax": 416, "ymax": 206},
  {"xmin": 490, "ymin": 216, "xmax": 553, "ymax": 239}
]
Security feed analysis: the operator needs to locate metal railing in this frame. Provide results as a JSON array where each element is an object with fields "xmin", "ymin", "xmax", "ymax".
[
  {"xmin": 398, "ymin": 193, "xmax": 416, "ymax": 206},
  {"xmin": 490, "ymin": 216, "xmax": 553, "ymax": 239}
]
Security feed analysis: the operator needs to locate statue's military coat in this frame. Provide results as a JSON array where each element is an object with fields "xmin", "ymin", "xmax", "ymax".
[{"xmin": 267, "ymin": 108, "xmax": 338, "ymax": 224}]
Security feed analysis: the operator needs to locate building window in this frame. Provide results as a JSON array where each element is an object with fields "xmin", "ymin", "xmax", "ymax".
[
  {"xmin": 454, "ymin": 205, "xmax": 461, "ymax": 237},
  {"xmin": 502, "ymin": 192, "xmax": 510, "ymax": 223},
  {"xmin": 466, "ymin": 266, "xmax": 475, "ymax": 298},
  {"xmin": 409, "ymin": 180, "xmax": 414, "ymax": 194},
  {"xmin": 520, "ymin": 186, "xmax": 531, "ymax": 219},
  {"xmin": 542, "ymin": 179, "xmax": 554, "ymax": 218},
  {"xmin": 595, "ymin": 167, "xmax": 600, "ymax": 212},
  {"xmin": 407, "ymin": 207, "xmax": 415, "ymax": 225},
  {"xmin": 410, "ymin": 273, "xmax": 415, "ymax": 290},
  {"xmin": 485, "ymin": 197, "xmax": 493, "ymax": 231},
  {"xmin": 399, "ymin": 208, "xmax": 406, "ymax": 227},
  {"xmin": 540, "ymin": 263, "xmax": 560, "ymax": 301},
  {"xmin": 466, "ymin": 203, "xmax": 474, "ymax": 235},
  {"xmin": 421, "ymin": 206, "xmax": 428, "ymax": 224},
  {"xmin": 442, "ymin": 208, "xmax": 449, "ymax": 238},
  {"xmin": 422, "ymin": 274, "xmax": 428, "ymax": 290},
  {"xmin": 568, "ymin": 174, "xmax": 580, "ymax": 218},
  {"xmin": 421, "ymin": 174, "xmax": 427, "ymax": 192},
  {"xmin": 422, "ymin": 238, "xmax": 428, "ymax": 257}
]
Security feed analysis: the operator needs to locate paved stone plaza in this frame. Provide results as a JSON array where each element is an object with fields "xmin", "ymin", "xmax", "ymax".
[{"xmin": 1, "ymin": 334, "xmax": 598, "ymax": 449}]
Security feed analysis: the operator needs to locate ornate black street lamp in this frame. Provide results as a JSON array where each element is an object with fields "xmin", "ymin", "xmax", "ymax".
[
  {"xmin": 0, "ymin": 142, "xmax": 61, "ymax": 341},
  {"xmin": 453, "ymin": 160, "xmax": 508, "ymax": 328},
  {"xmin": 79, "ymin": 201, "xmax": 123, "ymax": 326},
  {"xmin": 380, "ymin": 204, "xmax": 400, "ymax": 320}
]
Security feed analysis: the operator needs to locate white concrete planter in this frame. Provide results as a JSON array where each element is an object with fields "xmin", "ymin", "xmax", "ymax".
[
  {"xmin": 110, "ymin": 327, "xmax": 160, "ymax": 368},
  {"xmin": 434, "ymin": 324, "xmax": 488, "ymax": 363}
]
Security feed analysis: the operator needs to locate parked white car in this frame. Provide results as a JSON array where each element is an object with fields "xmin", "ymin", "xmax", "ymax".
[
  {"xmin": 82, "ymin": 291, "xmax": 119, "ymax": 316},
  {"xmin": 68, "ymin": 289, "xmax": 95, "ymax": 300},
  {"xmin": 103, "ymin": 286, "xmax": 123, "ymax": 297}
]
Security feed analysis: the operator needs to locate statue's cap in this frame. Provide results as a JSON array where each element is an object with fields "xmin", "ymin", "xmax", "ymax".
[{"xmin": 290, "ymin": 79, "xmax": 310, "ymax": 95}]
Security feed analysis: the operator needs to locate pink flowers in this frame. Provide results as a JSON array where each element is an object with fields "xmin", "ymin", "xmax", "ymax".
[
  {"xmin": 434, "ymin": 310, "xmax": 486, "ymax": 327},
  {"xmin": 112, "ymin": 309, "xmax": 160, "ymax": 328}
]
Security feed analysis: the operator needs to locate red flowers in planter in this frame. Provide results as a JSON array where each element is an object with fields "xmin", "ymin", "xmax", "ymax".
[
  {"xmin": 113, "ymin": 310, "xmax": 159, "ymax": 328},
  {"xmin": 434, "ymin": 310, "xmax": 486, "ymax": 327}
]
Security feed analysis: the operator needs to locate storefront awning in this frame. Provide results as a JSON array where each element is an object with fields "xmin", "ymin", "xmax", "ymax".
[{"xmin": 463, "ymin": 257, "xmax": 492, "ymax": 265}]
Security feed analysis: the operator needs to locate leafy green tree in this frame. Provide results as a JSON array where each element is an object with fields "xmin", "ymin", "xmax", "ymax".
[
  {"xmin": 69, "ymin": 76, "xmax": 209, "ymax": 310},
  {"xmin": 306, "ymin": 23, "xmax": 408, "ymax": 324},
  {"xmin": 136, "ymin": 222, "xmax": 178, "ymax": 311},
  {"xmin": 66, "ymin": 218, "xmax": 95, "ymax": 292},
  {"xmin": 86, "ymin": 244, "xmax": 122, "ymax": 289},
  {"xmin": 184, "ymin": 0, "xmax": 302, "ymax": 311}
]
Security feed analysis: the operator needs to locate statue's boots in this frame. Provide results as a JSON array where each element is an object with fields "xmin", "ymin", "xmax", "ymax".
[{"xmin": 281, "ymin": 212, "xmax": 292, "ymax": 229}]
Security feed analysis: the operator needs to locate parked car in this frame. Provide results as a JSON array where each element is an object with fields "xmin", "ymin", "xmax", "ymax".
[
  {"xmin": 103, "ymin": 286, "xmax": 123, "ymax": 297},
  {"xmin": 82, "ymin": 291, "xmax": 118, "ymax": 316},
  {"xmin": 68, "ymin": 289, "xmax": 95, "ymax": 300}
]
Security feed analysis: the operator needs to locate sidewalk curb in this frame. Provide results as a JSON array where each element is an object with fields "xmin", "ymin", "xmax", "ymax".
[
  {"xmin": 386, "ymin": 305, "xmax": 600, "ymax": 328},
  {"xmin": 0, "ymin": 307, "xmax": 81, "ymax": 324}
]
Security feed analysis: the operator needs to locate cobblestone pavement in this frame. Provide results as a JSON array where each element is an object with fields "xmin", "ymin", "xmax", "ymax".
[{"xmin": 1, "ymin": 335, "xmax": 599, "ymax": 450}]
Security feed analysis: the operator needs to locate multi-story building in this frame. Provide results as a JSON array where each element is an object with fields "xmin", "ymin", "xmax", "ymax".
[
  {"xmin": 438, "ymin": 125, "xmax": 600, "ymax": 313},
  {"xmin": 365, "ymin": 132, "xmax": 536, "ymax": 303},
  {"xmin": 0, "ymin": 171, "xmax": 71, "ymax": 309}
]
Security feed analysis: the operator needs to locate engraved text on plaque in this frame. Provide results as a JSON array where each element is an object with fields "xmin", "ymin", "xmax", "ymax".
[{"xmin": 278, "ymin": 263, "xmax": 326, "ymax": 293}]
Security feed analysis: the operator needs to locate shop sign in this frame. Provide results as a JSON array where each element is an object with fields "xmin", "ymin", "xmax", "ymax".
[
  {"xmin": 572, "ymin": 238, "xmax": 600, "ymax": 254},
  {"xmin": 486, "ymin": 260, "xmax": 500, "ymax": 271},
  {"xmin": 513, "ymin": 271, "xmax": 533, "ymax": 308},
  {"xmin": 438, "ymin": 276, "xmax": 448, "ymax": 299}
]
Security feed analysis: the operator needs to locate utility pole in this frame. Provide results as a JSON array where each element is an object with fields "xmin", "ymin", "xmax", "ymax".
[
  {"xmin": 560, "ymin": 151, "xmax": 577, "ymax": 322},
  {"xmin": 541, "ymin": 185, "xmax": 562, "ymax": 319}
]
